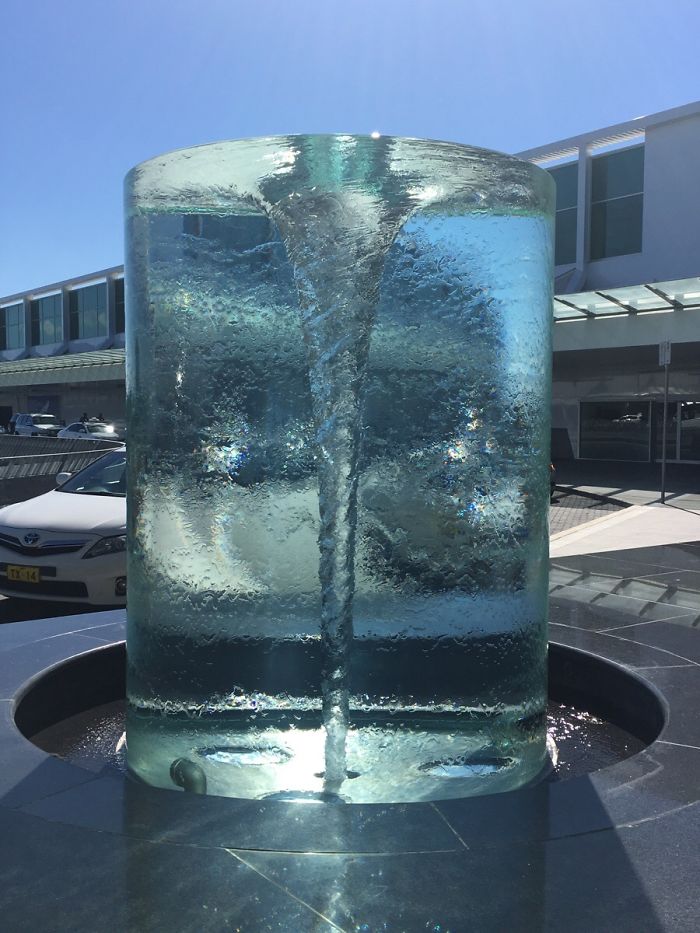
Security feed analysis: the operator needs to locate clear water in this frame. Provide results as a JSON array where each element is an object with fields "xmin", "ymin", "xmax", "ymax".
[
  {"xmin": 125, "ymin": 135, "xmax": 553, "ymax": 802},
  {"xmin": 32, "ymin": 698, "xmax": 647, "ymax": 793}
]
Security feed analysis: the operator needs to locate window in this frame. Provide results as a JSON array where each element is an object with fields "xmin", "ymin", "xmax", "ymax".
[
  {"xmin": 579, "ymin": 401, "xmax": 650, "ymax": 461},
  {"xmin": 548, "ymin": 162, "xmax": 578, "ymax": 265},
  {"xmin": 30, "ymin": 294, "xmax": 63, "ymax": 345},
  {"xmin": 679, "ymin": 402, "xmax": 700, "ymax": 462},
  {"xmin": 69, "ymin": 284, "xmax": 107, "ymax": 339},
  {"xmin": 0, "ymin": 304, "xmax": 24, "ymax": 350},
  {"xmin": 114, "ymin": 278, "xmax": 125, "ymax": 333},
  {"xmin": 590, "ymin": 146, "xmax": 644, "ymax": 260}
]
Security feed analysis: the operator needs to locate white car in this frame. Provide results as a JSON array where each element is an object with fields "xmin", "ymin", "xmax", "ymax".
[
  {"xmin": 14, "ymin": 413, "xmax": 62, "ymax": 437},
  {"xmin": 58, "ymin": 421, "xmax": 120, "ymax": 441},
  {"xmin": 0, "ymin": 449, "xmax": 126, "ymax": 606}
]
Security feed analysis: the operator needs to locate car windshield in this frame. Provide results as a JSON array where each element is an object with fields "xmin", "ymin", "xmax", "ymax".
[
  {"xmin": 34, "ymin": 415, "xmax": 59, "ymax": 425},
  {"xmin": 86, "ymin": 423, "xmax": 113, "ymax": 433},
  {"xmin": 58, "ymin": 450, "xmax": 126, "ymax": 497}
]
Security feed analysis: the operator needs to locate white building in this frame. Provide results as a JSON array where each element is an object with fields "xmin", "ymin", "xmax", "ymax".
[
  {"xmin": 0, "ymin": 267, "xmax": 125, "ymax": 427},
  {"xmin": 1, "ymin": 101, "xmax": 699, "ymax": 456},
  {"xmin": 518, "ymin": 100, "xmax": 700, "ymax": 464}
]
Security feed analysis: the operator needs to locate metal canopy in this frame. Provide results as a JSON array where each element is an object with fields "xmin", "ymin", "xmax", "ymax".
[
  {"xmin": 0, "ymin": 349, "xmax": 125, "ymax": 387},
  {"xmin": 553, "ymin": 276, "xmax": 700, "ymax": 321}
]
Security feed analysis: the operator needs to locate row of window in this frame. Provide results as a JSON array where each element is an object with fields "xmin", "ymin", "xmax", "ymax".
[
  {"xmin": 580, "ymin": 400, "xmax": 700, "ymax": 462},
  {"xmin": 549, "ymin": 145, "xmax": 645, "ymax": 266},
  {"xmin": 0, "ymin": 280, "xmax": 125, "ymax": 351}
]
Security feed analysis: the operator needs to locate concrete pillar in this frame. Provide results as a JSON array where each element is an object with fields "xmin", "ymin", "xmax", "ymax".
[
  {"xmin": 575, "ymin": 145, "xmax": 591, "ymax": 272},
  {"xmin": 23, "ymin": 297, "xmax": 32, "ymax": 353},
  {"xmin": 61, "ymin": 286, "xmax": 71, "ymax": 344},
  {"xmin": 106, "ymin": 276, "xmax": 117, "ymax": 343}
]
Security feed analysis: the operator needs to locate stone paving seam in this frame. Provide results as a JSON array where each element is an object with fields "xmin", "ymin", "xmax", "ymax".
[
  {"xmin": 599, "ymin": 630, "xmax": 700, "ymax": 667},
  {"xmin": 225, "ymin": 849, "xmax": 347, "ymax": 932}
]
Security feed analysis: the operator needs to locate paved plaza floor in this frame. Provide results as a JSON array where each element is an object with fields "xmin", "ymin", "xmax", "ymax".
[
  {"xmin": 553, "ymin": 458, "xmax": 700, "ymax": 510},
  {"xmin": 549, "ymin": 490, "xmax": 626, "ymax": 537}
]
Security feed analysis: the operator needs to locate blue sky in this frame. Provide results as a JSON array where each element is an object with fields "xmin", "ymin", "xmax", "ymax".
[{"xmin": 1, "ymin": 0, "xmax": 699, "ymax": 296}]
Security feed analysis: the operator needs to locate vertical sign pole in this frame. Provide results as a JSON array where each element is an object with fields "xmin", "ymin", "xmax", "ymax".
[{"xmin": 661, "ymin": 358, "xmax": 670, "ymax": 505}]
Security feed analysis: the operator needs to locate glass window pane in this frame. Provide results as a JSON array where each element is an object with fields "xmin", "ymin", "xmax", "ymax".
[
  {"xmin": 564, "ymin": 292, "xmax": 623, "ymax": 316},
  {"xmin": 602, "ymin": 285, "xmax": 670, "ymax": 312},
  {"xmin": 549, "ymin": 162, "xmax": 578, "ymax": 211},
  {"xmin": 653, "ymin": 402, "xmax": 677, "ymax": 461},
  {"xmin": 590, "ymin": 194, "xmax": 643, "ymax": 260},
  {"xmin": 653, "ymin": 278, "xmax": 700, "ymax": 307},
  {"xmin": 554, "ymin": 207, "xmax": 577, "ymax": 265},
  {"xmin": 96, "ymin": 283, "xmax": 106, "ymax": 311},
  {"xmin": 34, "ymin": 295, "xmax": 63, "ymax": 344},
  {"xmin": 579, "ymin": 401, "xmax": 650, "ymax": 461},
  {"xmin": 69, "ymin": 283, "xmax": 107, "ymax": 338},
  {"xmin": 115, "ymin": 279, "xmax": 125, "ymax": 332},
  {"xmin": 680, "ymin": 402, "xmax": 700, "ymax": 461},
  {"xmin": 591, "ymin": 146, "xmax": 644, "ymax": 202},
  {"xmin": 553, "ymin": 299, "xmax": 585, "ymax": 320},
  {"xmin": 4, "ymin": 304, "xmax": 24, "ymax": 349}
]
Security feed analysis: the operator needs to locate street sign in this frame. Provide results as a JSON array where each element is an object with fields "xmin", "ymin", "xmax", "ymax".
[{"xmin": 659, "ymin": 340, "xmax": 672, "ymax": 366}]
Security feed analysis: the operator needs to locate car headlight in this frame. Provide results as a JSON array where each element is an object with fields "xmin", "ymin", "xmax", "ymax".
[{"xmin": 83, "ymin": 535, "xmax": 127, "ymax": 559}]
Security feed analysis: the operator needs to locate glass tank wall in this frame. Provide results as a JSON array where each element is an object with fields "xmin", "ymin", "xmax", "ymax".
[{"xmin": 125, "ymin": 135, "xmax": 554, "ymax": 802}]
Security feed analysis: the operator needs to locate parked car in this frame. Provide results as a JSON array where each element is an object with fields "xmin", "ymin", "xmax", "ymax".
[
  {"xmin": 13, "ymin": 413, "xmax": 62, "ymax": 437},
  {"xmin": 58, "ymin": 421, "xmax": 121, "ymax": 442},
  {"xmin": 0, "ymin": 448, "xmax": 126, "ymax": 605},
  {"xmin": 108, "ymin": 419, "xmax": 127, "ymax": 441}
]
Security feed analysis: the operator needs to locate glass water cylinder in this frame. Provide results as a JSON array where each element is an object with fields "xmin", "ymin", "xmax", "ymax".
[{"xmin": 125, "ymin": 136, "xmax": 554, "ymax": 803}]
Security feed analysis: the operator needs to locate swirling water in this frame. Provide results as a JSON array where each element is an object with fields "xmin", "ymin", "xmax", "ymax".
[{"xmin": 126, "ymin": 186, "xmax": 552, "ymax": 801}]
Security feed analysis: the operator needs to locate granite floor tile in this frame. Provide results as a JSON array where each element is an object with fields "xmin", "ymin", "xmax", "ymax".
[
  {"xmin": 0, "ymin": 807, "xmax": 337, "ymax": 933},
  {"xmin": 542, "ymin": 803, "xmax": 700, "ymax": 932},
  {"xmin": 20, "ymin": 773, "xmax": 459, "ymax": 855},
  {"xmin": 549, "ymin": 624, "xmax": 695, "ymax": 669},
  {"xmin": 0, "ymin": 701, "xmax": 98, "ymax": 808},
  {"xmin": 0, "ymin": 609, "xmax": 124, "ymax": 651},
  {"xmin": 0, "ymin": 633, "xmax": 116, "ymax": 696},
  {"xmin": 235, "ymin": 845, "xmax": 549, "ymax": 933},
  {"xmin": 602, "ymin": 619, "xmax": 700, "ymax": 661},
  {"xmin": 637, "ymin": 665, "xmax": 700, "ymax": 747},
  {"xmin": 549, "ymin": 588, "xmax": 696, "ymax": 631}
]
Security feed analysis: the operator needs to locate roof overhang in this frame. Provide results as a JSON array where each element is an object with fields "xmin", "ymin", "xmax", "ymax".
[
  {"xmin": 0, "ymin": 349, "xmax": 125, "ymax": 388},
  {"xmin": 554, "ymin": 277, "xmax": 700, "ymax": 322}
]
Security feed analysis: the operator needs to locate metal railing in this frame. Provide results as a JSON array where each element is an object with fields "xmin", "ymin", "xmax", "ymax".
[{"xmin": 0, "ymin": 437, "xmax": 122, "ymax": 481}]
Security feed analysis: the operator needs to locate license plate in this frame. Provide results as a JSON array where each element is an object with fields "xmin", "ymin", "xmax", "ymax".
[{"xmin": 7, "ymin": 565, "xmax": 40, "ymax": 583}]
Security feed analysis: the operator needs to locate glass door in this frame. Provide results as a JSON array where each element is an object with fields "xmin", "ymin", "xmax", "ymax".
[
  {"xmin": 652, "ymin": 401, "xmax": 678, "ymax": 462},
  {"xmin": 652, "ymin": 400, "xmax": 700, "ymax": 462},
  {"xmin": 679, "ymin": 401, "xmax": 700, "ymax": 462}
]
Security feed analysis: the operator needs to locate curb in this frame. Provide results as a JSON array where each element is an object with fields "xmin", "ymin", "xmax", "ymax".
[{"xmin": 549, "ymin": 504, "xmax": 646, "ymax": 545}]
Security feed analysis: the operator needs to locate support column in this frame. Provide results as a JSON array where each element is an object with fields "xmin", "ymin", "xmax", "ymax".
[
  {"xmin": 575, "ymin": 144, "xmax": 591, "ymax": 276},
  {"xmin": 23, "ymin": 297, "xmax": 32, "ymax": 353},
  {"xmin": 61, "ymin": 286, "xmax": 71, "ymax": 344},
  {"xmin": 106, "ymin": 276, "xmax": 117, "ymax": 343}
]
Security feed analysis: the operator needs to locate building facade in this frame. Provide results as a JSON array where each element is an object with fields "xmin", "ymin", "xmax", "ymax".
[
  {"xmin": 0, "ymin": 267, "xmax": 125, "ymax": 427},
  {"xmin": 1, "ymin": 101, "xmax": 699, "ymax": 457},
  {"xmin": 518, "ymin": 100, "xmax": 700, "ymax": 464}
]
